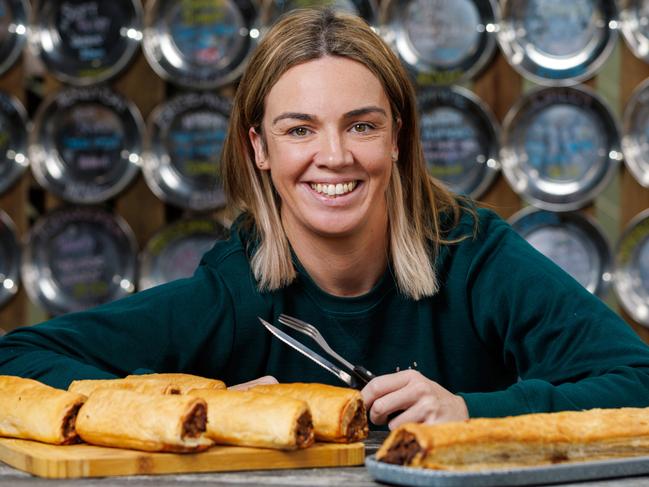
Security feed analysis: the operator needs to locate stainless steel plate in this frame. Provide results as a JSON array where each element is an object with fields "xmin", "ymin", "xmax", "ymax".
[
  {"xmin": 21, "ymin": 206, "xmax": 137, "ymax": 316},
  {"xmin": 366, "ymin": 454, "xmax": 649, "ymax": 487},
  {"xmin": 143, "ymin": 0, "xmax": 260, "ymax": 89},
  {"xmin": 622, "ymin": 76, "xmax": 649, "ymax": 188},
  {"xmin": 139, "ymin": 217, "xmax": 227, "ymax": 290},
  {"xmin": 0, "ymin": 210, "xmax": 20, "ymax": 309},
  {"xmin": 0, "ymin": 0, "xmax": 29, "ymax": 76},
  {"xmin": 498, "ymin": 0, "xmax": 617, "ymax": 86},
  {"xmin": 261, "ymin": 0, "xmax": 378, "ymax": 26},
  {"xmin": 614, "ymin": 209, "xmax": 649, "ymax": 326},
  {"xmin": 0, "ymin": 91, "xmax": 28, "ymax": 196},
  {"xmin": 620, "ymin": 0, "xmax": 649, "ymax": 62},
  {"xmin": 29, "ymin": 0, "xmax": 142, "ymax": 85},
  {"xmin": 380, "ymin": 0, "xmax": 498, "ymax": 86},
  {"xmin": 501, "ymin": 85, "xmax": 621, "ymax": 211},
  {"xmin": 418, "ymin": 86, "xmax": 499, "ymax": 198},
  {"xmin": 29, "ymin": 87, "xmax": 144, "ymax": 204},
  {"xmin": 509, "ymin": 206, "xmax": 611, "ymax": 296},
  {"xmin": 143, "ymin": 93, "xmax": 230, "ymax": 211}
]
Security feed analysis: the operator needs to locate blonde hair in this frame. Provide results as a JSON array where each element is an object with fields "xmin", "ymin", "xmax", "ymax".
[{"xmin": 222, "ymin": 8, "xmax": 470, "ymax": 299}]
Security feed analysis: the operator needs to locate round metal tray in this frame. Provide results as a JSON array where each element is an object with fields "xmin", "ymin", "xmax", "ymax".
[
  {"xmin": 143, "ymin": 93, "xmax": 230, "ymax": 211},
  {"xmin": 614, "ymin": 209, "xmax": 649, "ymax": 326},
  {"xmin": 139, "ymin": 217, "xmax": 228, "ymax": 290},
  {"xmin": 29, "ymin": 87, "xmax": 144, "ymax": 204},
  {"xmin": 143, "ymin": 0, "xmax": 260, "ymax": 89},
  {"xmin": 380, "ymin": 0, "xmax": 498, "ymax": 86},
  {"xmin": 0, "ymin": 0, "xmax": 29, "ymax": 77},
  {"xmin": 0, "ymin": 210, "xmax": 20, "ymax": 309},
  {"xmin": 619, "ymin": 0, "xmax": 649, "ymax": 62},
  {"xmin": 498, "ymin": 0, "xmax": 617, "ymax": 86},
  {"xmin": 622, "ymin": 76, "xmax": 649, "ymax": 188},
  {"xmin": 417, "ymin": 86, "xmax": 499, "ymax": 198},
  {"xmin": 0, "ymin": 91, "xmax": 28, "ymax": 196},
  {"xmin": 21, "ymin": 206, "xmax": 138, "ymax": 316},
  {"xmin": 261, "ymin": 0, "xmax": 378, "ymax": 27},
  {"xmin": 29, "ymin": 0, "xmax": 142, "ymax": 85},
  {"xmin": 501, "ymin": 85, "xmax": 621, "ymax": 212},
  {"xmin": 509, "ymin": 206, "xmax": 612, "ymax": 296}
]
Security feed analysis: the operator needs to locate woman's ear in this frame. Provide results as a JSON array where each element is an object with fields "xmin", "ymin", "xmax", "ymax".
[
  {"xmin": 391, "ymin": 118, "xmax": 402, "ymax": 162},
  {"xmin": 248, "ymin": 126, "xmax": 269, "ymax": 170}
]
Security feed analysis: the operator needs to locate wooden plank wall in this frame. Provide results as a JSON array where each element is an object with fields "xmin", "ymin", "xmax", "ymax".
[{"xmin": 1, "ymin": 5, "xmax": 649, "ymax": 343}]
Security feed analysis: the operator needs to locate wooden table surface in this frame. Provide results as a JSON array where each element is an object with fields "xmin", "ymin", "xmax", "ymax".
[{"xmin": 2, "ymin": 432, "xmax": 649, "ymax": 486}]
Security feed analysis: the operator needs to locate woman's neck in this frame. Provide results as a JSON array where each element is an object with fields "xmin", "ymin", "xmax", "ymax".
[{"xmin": 285, "ymin": 219, "xmax": 389, "ymax": 298}]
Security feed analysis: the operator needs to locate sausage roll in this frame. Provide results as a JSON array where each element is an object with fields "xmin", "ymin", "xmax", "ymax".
[
  {"xmin": 125, "ymin": 373, "xmax": 226, "ymax": 394},
  {"xmin": 188, "ymin": 389, "xmax": 314, "ymax": 450},
  {"xmin": 251, "ymin": 383, "xmax": 368, "ymax": 443},
  {"xmin": 76, "ymin": 389, "xmax": 213, "ymax": 452},
  {"xmin": 377, "ymin": 407, "xmax": 649, "ymax": 470},
  {"xmin": 0, "ymin": 375, "xmax": 86, "ymax": 445},
  {"xmin": 68, "ymin": 378, "xmax": 180, "ymax": 396}
]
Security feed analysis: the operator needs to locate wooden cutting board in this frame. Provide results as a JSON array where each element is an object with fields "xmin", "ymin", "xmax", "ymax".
[{"xmin": 0, "ymin": 438, "xmax": 364, "ymax": 479}]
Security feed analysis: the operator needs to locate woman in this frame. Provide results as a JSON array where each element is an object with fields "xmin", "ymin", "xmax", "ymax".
[{"xmin": 1, "ymin": 9, "xmax": 649, "ymax": 430}]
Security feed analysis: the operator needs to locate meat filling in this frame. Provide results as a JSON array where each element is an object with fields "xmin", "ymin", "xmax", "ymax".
[
  {"xmin": 346, "ymin": 401, "xmax": 369, "ymax": 442},
  {"xmin": 60, "ymin": 403, "xmax": 83, "ymax": 444},
  {"xmin": 181, "ymin": 403, "xmax": 207, "ymax": 439},
  {"xmin": 381, "ymin": 432, "xmax": 422, "ymax": 465},
  {"xmin": 295, "ymin": 410, "xmax": 315, "ymax": 448}
]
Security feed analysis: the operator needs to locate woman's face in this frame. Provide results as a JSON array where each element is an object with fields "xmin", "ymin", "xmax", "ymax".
[{"xmin": 249, "ymin": 56, "xmax": 399, "ymax": 241}]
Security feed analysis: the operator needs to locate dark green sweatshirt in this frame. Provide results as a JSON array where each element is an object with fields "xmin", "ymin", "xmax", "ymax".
[{"xmin": 2, "ymin": 208, "xmax": 649, "ymax": 419}]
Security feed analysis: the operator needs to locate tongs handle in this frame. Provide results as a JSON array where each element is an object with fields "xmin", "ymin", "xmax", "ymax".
[{"xmin": 352, "ymin": 365, "xmax": 376, "ymax": 386}]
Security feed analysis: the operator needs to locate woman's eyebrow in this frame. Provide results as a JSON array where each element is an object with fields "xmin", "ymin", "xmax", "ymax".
[
  {"xmin": 272, "ymin": 112, "xmax": 315, "ymax": 125},
  {"xmin": 344, "ymin": 106, "xmax": 387, "ymax": 119}
]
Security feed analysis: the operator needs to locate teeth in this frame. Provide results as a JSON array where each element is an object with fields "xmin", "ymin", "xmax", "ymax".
[{"xmin": 310, "ymin": 181, "xmax": 357, "ymax": 197}]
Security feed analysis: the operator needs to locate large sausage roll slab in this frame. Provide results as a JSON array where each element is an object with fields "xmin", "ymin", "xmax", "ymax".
[
  {"xmin": 125, "ymin": 373, "xmax": 226, "ymax": 394},
  {"xmin": 0, "ymin": 375, "xmax": 86, "ymax": 445},
  {"xmin": 76, "ymin": 389, "xmax": 213, "ymax": 452},
  {"xmin": 251, "ymin": 383, "xmax": 368, "ymax": 443},
  {"xmin": 377, "ymin": 407, "xmax": 649, "ymax": 470},
  {"xmin": 189, "ymin": 389, "xmax": 314, "ymax": 450},
  {"xmin": 68, "ymin": 378, "xmax": 180, "ymax": 395}
]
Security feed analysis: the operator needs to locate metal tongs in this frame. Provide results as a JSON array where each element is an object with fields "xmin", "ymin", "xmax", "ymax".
[{"xmin": 258, "ymin": 314, "xmax": 376, "ymax": 389}]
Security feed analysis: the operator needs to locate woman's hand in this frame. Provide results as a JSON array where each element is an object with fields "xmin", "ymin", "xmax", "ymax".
[
  {"xmin": 361, "ymin": 370, "xmax": 468, "ymax": 429},
  {"xmin": 228, "ymin": 375, "xmax": 278, "ymax": 390}
]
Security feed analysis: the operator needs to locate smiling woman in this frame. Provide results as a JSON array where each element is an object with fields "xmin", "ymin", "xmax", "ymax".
[{"xmin": 2, "ymin": 9, "xmax": 649, "ymax": 436}]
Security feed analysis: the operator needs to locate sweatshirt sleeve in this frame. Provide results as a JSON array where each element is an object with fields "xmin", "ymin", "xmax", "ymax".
[
  {"xmin": 457, "ymin": 210, "xmax": 649, "ymax": 417},
  {"xmin": 0, "ymin": 265, "xmax": 236, "ymax": 389}
]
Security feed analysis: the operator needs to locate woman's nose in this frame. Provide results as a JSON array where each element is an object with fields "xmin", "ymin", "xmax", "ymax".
[{"xmin": 314, "ymin": 130, "xmax": 353, "ymax": 167}]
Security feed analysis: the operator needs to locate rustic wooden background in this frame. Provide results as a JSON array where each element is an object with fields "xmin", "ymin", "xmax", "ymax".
[{"xmin": 1, "ymin": 2, "xmax": 649, "ymax": 345}]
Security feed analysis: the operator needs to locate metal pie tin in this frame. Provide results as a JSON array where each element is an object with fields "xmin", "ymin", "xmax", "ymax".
[
  {"xmin": 143, "ymin": 0, "xmax": 260, "ymax": 89},
  {"xmin": 261, "ymin": 0, "xmax": 377, "ymax": 26},
  {"xmin": 29, "ymin": 0, "xmax": 142, "ymax": 85},
  {"xmin": 0, "ymin": 210, "xmax": 20, "ymax": 309},
  {"xmin": 380, "ymin": 0, "xmax": 498, "ymax": 86},
  {"xmin": 509, "ymin": 206, "xmax": 611, "ymax": 296},
  {"xmin": 21, "ymin": 206, "xmax": 137, "ymax": 316},
  {"xmin": 501, "ymin": 85, "xmax": 621, "ymax": 212},
  {"xmin": 139, "ymin": 217, "xmax": 227, "ymax": 290},
  {"xmin": 143, "ymin": 93, "xmax": 230, "ymax": 211},
  {"xmin": 622, "ymin": 77, "xmax": 649, "ymax": 188},
  {"xmin": 497, "ymin": 0, "xmax": 618, "ymax": 86},
  {"xmin": 614, "ymin": 209, "xmax": 649, "ymax": 326},
  {"xmin": 418, "ymin": 86, "xmax": 499, "ymax": 198},
  {"xmin": 620, "ymin": 0, "xmax": 649, "ymax": 62},
  {"xmin": 0, "ymin": 92, "xmax": 28, "ymax": 196},
  {"xmin": 29, "ymin": 87, "xmax": 144, "ymax": 204},
  {"xmin": 0, "ymin": 0, "xmax": 29, "ymax": 76}
]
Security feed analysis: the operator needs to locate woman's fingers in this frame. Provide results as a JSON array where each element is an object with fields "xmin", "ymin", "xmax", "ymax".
[{"xmin": 228, "ymin": 375, "xmax": 278, "ymax": 390}]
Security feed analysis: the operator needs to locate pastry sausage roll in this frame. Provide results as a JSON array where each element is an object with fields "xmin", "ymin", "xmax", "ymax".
[
  {"xmin": 251, "ymin": 383, "xmax": 368, "ymax": 443},
  {"xmin": 0, "ymin": 375, "xmax": 86, "ymax": 445},
  {"xmin": 125, "ymin": 373, "xmax": 226, "ymax": 394},
  {"xmin": 75, "ymin": 389, "xmax": 213, "ymax": 452},
  {"xmin": 377, "ymin": 407, "xmax": 649, "ymax": 470},
  {"xmin": 68, "ymin": 378, "xmax": 181, "ymax": 396},
  {"xmin": 189, "ymin": 389, "xmax": 314, "ymax": 450}
]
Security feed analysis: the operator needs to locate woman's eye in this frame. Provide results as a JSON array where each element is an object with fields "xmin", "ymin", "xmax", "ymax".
[
  {"xmin": 352, "ymin": 123, "xmax": 372, "ymax": 133},
  {"xmin": 289, "ymin": 127, "xmax": 309, "ymax": 137}
]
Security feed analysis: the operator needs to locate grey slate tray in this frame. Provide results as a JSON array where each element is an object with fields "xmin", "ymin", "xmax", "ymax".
[{"xmin": 365, "ymin": 454, "xmax": 649, "ymax": 486}]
